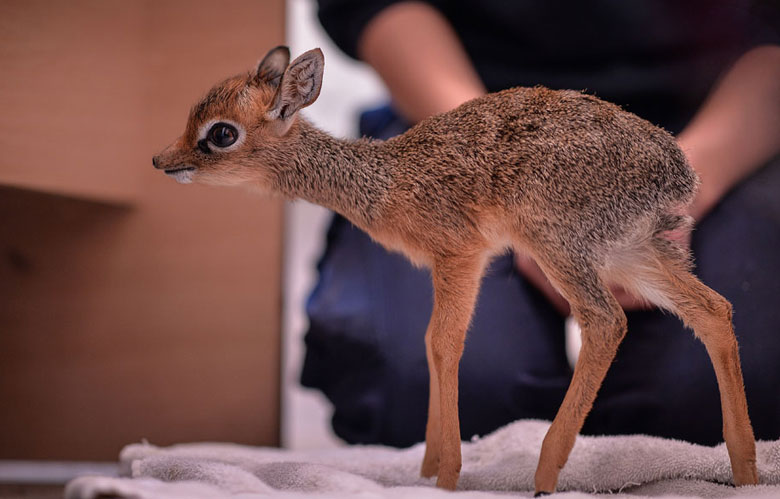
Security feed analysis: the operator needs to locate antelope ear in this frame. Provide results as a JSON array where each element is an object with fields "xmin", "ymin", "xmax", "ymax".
[
  {"xmin": 255, "ymin": 46, "xmax": 290, "ymax": 88},
  {"xmin": 267, "ymin": 48, "xmax": 324, "ymax": 122}
]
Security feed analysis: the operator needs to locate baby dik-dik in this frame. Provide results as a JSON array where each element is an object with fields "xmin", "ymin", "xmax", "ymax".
[{"xmin": 153, "ymin": 47, "xmax": 758, "ymax": 494}]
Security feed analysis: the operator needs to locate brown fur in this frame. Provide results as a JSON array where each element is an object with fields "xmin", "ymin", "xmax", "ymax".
[{"xmin": 153, "ymin": 47, "xmax": 758, "ymax": 494}]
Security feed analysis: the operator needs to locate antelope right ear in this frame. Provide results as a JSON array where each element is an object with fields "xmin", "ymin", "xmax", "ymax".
[
  {"xmin": 266, "ymin": 48, "xmax": 324, "ymax": 123},
  {"xmin": 255, "ymin": 46, "xmax": 290, "ymax": 88}
]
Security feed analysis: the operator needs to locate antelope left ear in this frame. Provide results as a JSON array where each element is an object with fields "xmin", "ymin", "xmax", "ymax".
[
  {"xmin": 267, "ymin": 48, "xmax": 324, "ymax": 122},
  {"xmin": 255, "ymin": 45, "xmax": 290, "ymax": 88}
]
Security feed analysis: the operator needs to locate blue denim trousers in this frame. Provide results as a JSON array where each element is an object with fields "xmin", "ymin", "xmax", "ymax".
[{"xmin": 301, "ymin": 105, "xmax": 780, "ymax": 447}]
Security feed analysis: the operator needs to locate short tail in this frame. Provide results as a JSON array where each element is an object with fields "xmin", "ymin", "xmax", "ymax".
[
  {"xmin": 653, "ymin": 212, "xmax": 694, "ymax": 271},
  {"xmin": 664, "ymin": 144, "xmax": 700, "ymax": 206},
  {"xmin": 654, "ymin": 213, "xmax": 693, "ymax": 236}
]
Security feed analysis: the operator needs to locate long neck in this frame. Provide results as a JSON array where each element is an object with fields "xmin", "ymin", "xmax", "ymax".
[{"xmin": 273, "ymin": 119, "xmax": 393, "ymax": 230}]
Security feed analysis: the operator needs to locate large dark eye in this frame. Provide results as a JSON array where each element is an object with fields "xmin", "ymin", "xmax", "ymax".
[{"xmin": 208, "ymin": 122, "xmax": 239, "ymax": 148}]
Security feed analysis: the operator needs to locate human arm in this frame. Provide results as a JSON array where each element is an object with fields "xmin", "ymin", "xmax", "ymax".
[
  {"xmin": 357, "ymin": 1, "xmax": 486, "ymax": 123},
  {"xmin": 679, "ymin": 44, "xmax": 780, "ymax": 220}
]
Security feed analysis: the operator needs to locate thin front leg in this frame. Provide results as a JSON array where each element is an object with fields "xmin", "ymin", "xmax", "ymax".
[
  {"xmin": 420, "ymin": 334, "xmax": 441, "ymax": 478},
  {"xmin": 424, "ymin": 254, "xmax": 486, "ymax": 490}
]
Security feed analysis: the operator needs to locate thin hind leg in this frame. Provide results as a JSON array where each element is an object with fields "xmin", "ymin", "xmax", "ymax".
[
  {"xmin": 526, "ymin": 253, "xmax": 628, "ymax": 495},
  {"xmin": 611, "ymin": 237, "xmax": 758, "ymax": 486}
]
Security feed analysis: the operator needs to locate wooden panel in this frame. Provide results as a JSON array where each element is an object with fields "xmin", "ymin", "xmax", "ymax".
[
  {"xmin": 0, "ymin": 0, "xmax": 285, "ymax": 460},
  {"xmin": 0, "ymin": 0, "xmax": 287, "ymax": 203},
  {"xmin": 0, "ymin": 1, "xmax": 145, "ymax": 202}
]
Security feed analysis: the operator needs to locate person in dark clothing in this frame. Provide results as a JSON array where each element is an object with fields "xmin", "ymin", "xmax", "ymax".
[{"xmin": 301, "ymin": 0, "xmax": 780, "ymax": 448}]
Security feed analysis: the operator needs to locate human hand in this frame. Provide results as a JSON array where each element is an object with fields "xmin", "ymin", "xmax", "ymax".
[
  {"xmin": 513, "ymin": 253, "xmax": 570, "ymax": 316},
  {"xmin": 514, "ymin": 253, "xmax": 649, "ymax": 316}
]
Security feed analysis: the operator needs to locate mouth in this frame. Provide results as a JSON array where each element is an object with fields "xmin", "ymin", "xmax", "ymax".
[{"xmin": 164, "ymin": 166, "xmax": 197, "ymax": 184}]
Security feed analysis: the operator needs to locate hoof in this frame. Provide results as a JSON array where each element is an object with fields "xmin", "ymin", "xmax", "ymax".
[
  {"xmin": 420, "ymin": 454, "xmax": 439, "ymax": 478},
  {"xmin": 733, "ymin": 464, "xmax": 759, "ymax": 486},
  {"xmin": 534, "ymin": 492, "xmax": 551, "ymax": 497},
  {"xmin": 420, "ymin": 463, "xmax": 438, "ymax": 479},
  {"xmin": 436, "ymin": 472, "xmax": 458, "ymax": 490}
]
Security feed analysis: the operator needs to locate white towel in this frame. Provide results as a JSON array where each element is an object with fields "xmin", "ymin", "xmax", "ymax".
[{"xmin": 65, "ymin": 419, "xmax": 780, "ymax": 498}]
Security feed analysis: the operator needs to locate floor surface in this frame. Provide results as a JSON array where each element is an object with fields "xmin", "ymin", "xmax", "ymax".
[{"xmin": 0, "ymin": 484, "xmax": 63, "ymax": 499}]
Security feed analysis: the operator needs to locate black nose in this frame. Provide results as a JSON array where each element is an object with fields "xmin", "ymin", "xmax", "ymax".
[{"xmin": 152, "ymin": 155, "xmax": 160, "ymax": 168}]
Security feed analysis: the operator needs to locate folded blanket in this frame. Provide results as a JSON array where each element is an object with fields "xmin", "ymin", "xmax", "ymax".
[{"xmin": 65, "ymin": 419, "xmax": 780, "ymax": 498}]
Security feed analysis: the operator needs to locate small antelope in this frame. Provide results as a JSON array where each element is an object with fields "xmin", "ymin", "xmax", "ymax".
[{"xmin": 153, "ymin": 47, "xmax": 758, "ymax": 495}]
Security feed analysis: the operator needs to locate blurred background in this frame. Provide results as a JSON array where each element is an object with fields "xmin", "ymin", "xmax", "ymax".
[
  {"xmin": 0, "ymin": 0, "xmax": 376, "ymax": 488},
  {"xmin": 283, "ymin": 0, "xmax": 386, "ymax": 450}
]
